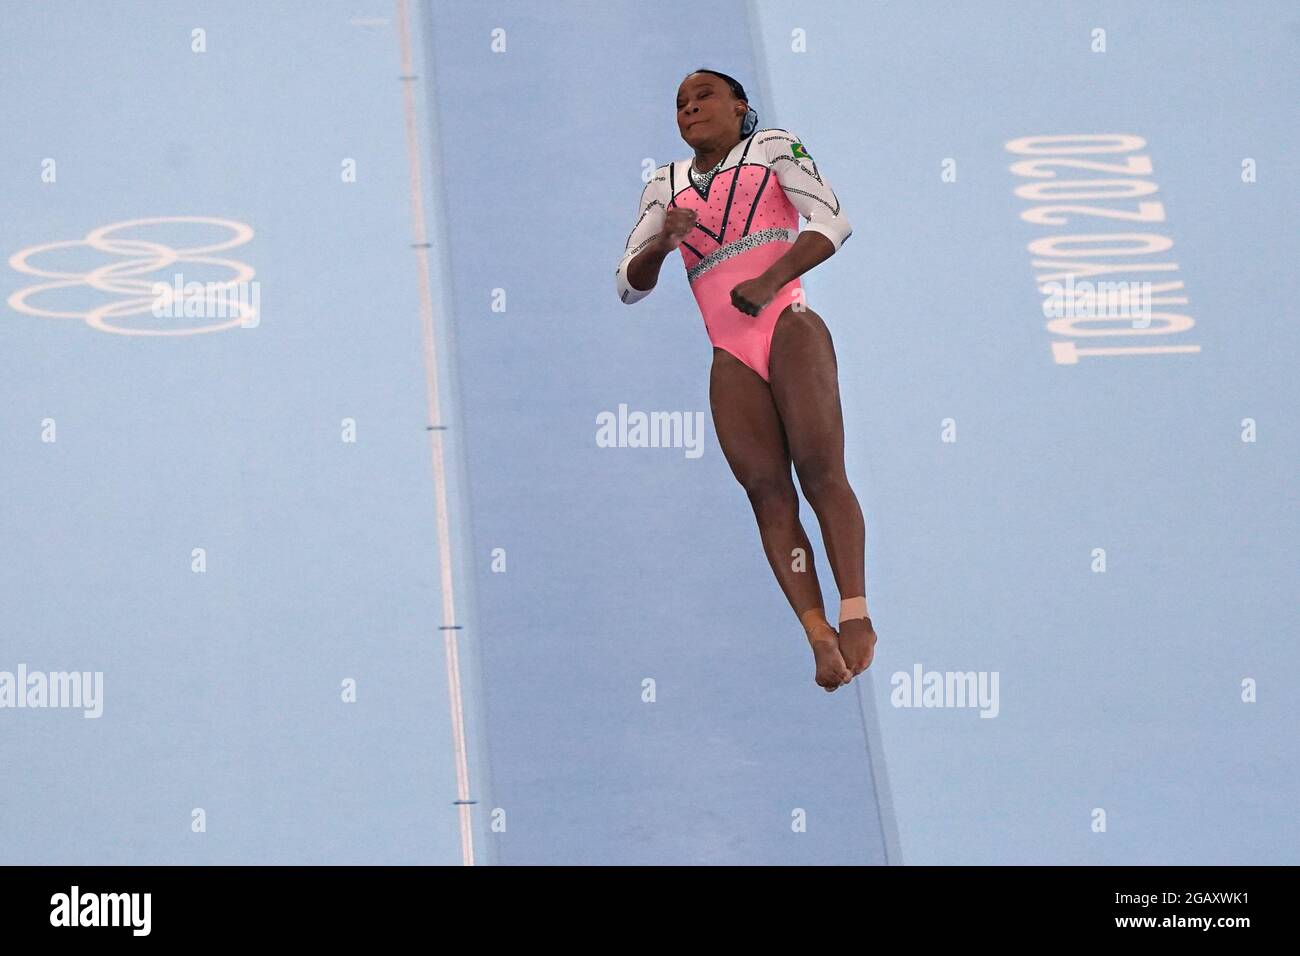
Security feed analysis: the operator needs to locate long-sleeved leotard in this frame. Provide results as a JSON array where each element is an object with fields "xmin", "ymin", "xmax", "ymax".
[{"xmin": 615, "ymin": 128, "xmax": 851, "ymax": 381}]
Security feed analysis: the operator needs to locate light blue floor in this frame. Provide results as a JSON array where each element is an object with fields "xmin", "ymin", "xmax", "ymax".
[
  {"xmin": 1, "ymin": 1, "xmax": 1295, "ymax": 865},
  {"xmin": 748, "ymin": 0, "xmax": 1300, "ymax": 864},
  {"xmin": 0, "ymin": 1, "xmax": 491, "ymax": 864}
]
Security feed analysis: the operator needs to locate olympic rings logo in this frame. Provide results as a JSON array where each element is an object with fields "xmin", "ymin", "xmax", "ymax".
[{"xmin": 8, "ymin": 216, "xmax": 257, "ymax": 336}]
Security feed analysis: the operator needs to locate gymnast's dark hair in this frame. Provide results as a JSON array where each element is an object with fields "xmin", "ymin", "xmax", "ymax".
[{"xmin": 688, "ymin": 68, "xmax": 760, "ymax": 137}]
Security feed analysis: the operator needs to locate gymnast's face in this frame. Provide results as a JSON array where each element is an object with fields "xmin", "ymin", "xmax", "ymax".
[{"xmin": 676, "ymin": 73, "xmax": 745, "ymax": 148}]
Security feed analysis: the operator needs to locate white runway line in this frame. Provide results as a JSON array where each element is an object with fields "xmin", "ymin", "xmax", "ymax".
[{"xmin": 395, "ymin": 0, "xmax": 475, "ymax": 866}]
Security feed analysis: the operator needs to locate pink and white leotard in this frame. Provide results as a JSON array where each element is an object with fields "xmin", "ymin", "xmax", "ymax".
[{"xmin": 615, "ymin": 128, "xmax": 852, "ymax": 382}]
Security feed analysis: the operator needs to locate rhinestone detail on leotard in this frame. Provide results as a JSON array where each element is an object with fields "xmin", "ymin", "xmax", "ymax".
[
  {"xmin": 688, "ymin": 155, "xmax": 725, "ymax": 195},
  {"xmin": 685, "ymin": 226, "xmax": 798, "ymax": 283}
]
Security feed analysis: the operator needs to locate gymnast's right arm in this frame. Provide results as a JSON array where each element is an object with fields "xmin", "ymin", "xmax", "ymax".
[{"xmin": 615, "ymin": 171, "xmax": 695, "ymax": 303}]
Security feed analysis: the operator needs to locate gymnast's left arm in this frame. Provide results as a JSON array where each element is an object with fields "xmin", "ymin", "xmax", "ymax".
[{"xmin": 757, "ymin": 130, "xmax": 853, "ymax": 290}]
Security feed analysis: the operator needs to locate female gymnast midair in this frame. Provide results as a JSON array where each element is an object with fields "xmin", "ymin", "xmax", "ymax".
[{"xmin": 616, "ymin": 69, "xmax": 878, "ymax": 692}]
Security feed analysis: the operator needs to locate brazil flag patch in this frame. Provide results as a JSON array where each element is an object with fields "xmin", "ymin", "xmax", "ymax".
[{"xmin": 791, "ymin": 142, "xmax": 811, "ymax": 159}]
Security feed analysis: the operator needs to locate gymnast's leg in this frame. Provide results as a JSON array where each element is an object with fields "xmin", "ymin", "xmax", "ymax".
[
  {"xmin": 768, "ymin": 305, "xmax": 877, "ymax": 675},
  {"xmin": 708, "ymin": 346, "xmax": 852, "ymax": 691}
]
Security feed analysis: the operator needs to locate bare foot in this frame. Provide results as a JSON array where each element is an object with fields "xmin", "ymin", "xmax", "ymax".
[
  {"xmin": 838, "ymin": 617, "xmax": 878, "ymax": 676},
  {"xmin": 807, "ymin": 625, "xmax": 853, "ymax": 692}
]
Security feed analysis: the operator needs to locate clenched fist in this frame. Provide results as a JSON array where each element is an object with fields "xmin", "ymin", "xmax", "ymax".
[{"xmin": 658, "ymin": 207, "xmax": 698, "ymax": 251}]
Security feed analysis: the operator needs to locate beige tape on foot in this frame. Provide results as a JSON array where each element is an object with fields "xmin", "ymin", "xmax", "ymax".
[
  {"xmin": 839, "ymin": 596, "xmax": 869, "ymax": 624},
  {"xmin": 800, "ymin": 608, "xmax": 833, "ymax": 638}
]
